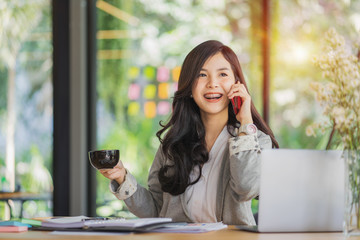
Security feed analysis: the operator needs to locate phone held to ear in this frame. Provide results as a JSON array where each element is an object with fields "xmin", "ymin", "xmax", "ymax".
[{"xmin": 231, "ymin": 96, "xmax": 242, "ymax": 115}]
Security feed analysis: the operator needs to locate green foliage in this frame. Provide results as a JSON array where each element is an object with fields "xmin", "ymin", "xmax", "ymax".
[
  {"xmin": 0, "ymin": 0, "xmax": 48, "ymax": 69},
  {"xmin": 18, "ymin": 145, "xmax": 53, "ymax": 193},
  {"xmin": 251, "ymin": 199, "xmax": 259, "ymax": 214},
  {"xmin": 0, "ymin": 202, "xmax": 6, "ymax": 220}
]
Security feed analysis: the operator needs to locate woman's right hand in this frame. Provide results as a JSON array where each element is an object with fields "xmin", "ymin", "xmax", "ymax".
[{"xmin": 98, "ymin": 161, "xmax": 127, "ymax": 185}]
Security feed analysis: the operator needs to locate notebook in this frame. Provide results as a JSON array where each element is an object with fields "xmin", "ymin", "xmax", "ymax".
[{"xmin": 237, "ymin": 149, "xmax": 344, "ymax": 233}]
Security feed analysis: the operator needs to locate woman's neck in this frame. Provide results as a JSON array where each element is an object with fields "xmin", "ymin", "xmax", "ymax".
[{"xmin": 201, "ymin": 111, "xmax": 228, "ymax": 152}]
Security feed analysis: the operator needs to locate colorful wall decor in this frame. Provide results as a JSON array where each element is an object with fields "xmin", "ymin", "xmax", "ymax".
[
  {"xmin": 143, "ymin": 84, "xmax": 157, "ymax": 99},
  {"xmin": 158, "ymin": 83, "xmax": 169, "ymax": 99},
  {"xmin": 157, "ymin": 101, "xmax": 171, "ymax": 116},
  {"xmin": 128, "ymin": 101, "xmax": 140, "ymax": 116},
  {"xmin": 128, "ymin": 83, "xmax": 141, "ymax": 100},
  {"xmin": 127, "ymin": 65, "xmax": 180, "ymax": 118},
  {"xmin": 144, "ymin": 101, "xmax": 156, "ymax": 118},
  {"xmin": 157, "ymin": 66, "xmax": 170, "ymax": 82},
  {"xmin": 171, "ymin": 66, "xmax": 181, "ymax": 82}
]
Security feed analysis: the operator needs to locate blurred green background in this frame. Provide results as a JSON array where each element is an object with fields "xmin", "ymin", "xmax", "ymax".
[{"xmin": 0, "ymin": 0, "xmax": 359, "ymax": 219}]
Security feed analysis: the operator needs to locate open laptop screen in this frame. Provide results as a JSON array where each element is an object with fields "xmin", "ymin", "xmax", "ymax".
[{"xmin": 257, "ymin": 149, "xmax": 344, "ymax": 232}]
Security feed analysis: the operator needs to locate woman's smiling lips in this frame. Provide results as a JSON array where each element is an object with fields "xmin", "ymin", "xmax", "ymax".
[{"xmin": 204, "ymin": 92, "xmax": 223, "ymax": 102}]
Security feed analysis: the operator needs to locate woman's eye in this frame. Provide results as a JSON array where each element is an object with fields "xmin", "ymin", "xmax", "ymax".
[
  {"xmin": 220, "ymin": 73, "xmax": 228, "ymax": 77},
  {"xmin": 198, "ymin": 73, "xmax": 207, "ymax": 77}
]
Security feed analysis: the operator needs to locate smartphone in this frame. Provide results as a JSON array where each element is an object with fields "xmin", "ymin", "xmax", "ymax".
[
  {"xmin": 231, "ymin": 80, "xmax": 242, "ymax": 115},
  {"xmin": 231, "ymin": 96, "xmax": 242, "ymax": 115}
]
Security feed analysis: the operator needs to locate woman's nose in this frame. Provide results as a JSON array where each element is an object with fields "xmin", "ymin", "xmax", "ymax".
[{"xmin": 206, "ymin": 76, "xmax": 219, "ymax": 88}]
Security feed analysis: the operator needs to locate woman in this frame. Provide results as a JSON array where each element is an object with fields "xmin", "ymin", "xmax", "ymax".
[{"xmin": 99, "ymin": 40, "xmax": 279, "ymax": 225}]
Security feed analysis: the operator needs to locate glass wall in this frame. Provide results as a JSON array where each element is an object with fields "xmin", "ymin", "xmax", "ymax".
[
  {"xmin": 0, "ymin": 1, "xmax": 53, "ymax": 219},
  {"xmin": 95, "ymin": 0, "xmax": 360, "ymax": 217},
  {"xmin": 95, "ymin": 0, "xmax": 254, "ymax": 218}
]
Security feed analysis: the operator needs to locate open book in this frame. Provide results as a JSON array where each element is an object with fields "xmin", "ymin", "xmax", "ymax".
[{"xmin": 36, "ymin": 216, "xmax": 173, "ymax": 232}]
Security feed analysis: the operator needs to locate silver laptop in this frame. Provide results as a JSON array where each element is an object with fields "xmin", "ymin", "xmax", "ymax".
[{"xmin": 238, "ymin": 149, "xmax": 344, "ymax": 232}]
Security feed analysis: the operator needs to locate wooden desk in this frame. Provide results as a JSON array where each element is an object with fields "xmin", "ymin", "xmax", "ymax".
[{"xmin": 0, "ymin": 227, "xmax": 348, "ymax": 240}]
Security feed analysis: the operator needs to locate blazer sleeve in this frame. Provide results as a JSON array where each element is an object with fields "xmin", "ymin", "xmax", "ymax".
[
  {"xmin": 227, "ymin": 130, "xmax": 272, "ymax": 202},
  {"xmin": 111, "ymin": 147, "xmax": 165, "ymax": 218}
]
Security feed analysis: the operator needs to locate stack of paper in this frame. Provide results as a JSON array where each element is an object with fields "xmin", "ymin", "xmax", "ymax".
[
  {"xmin": 0, "ymin": 221, "xmax": 29, "ymax": 233},
  {"xmin": 152, "ymin": 222, "xmax": 228, "ymax": 233},
  {"xmin": 19, "ymin": 218, "xmax": 42, "ymax": 227},
  {"xmin": 41, "ymin": 216, "xmax": 90, "ymax": 228},
  {"xmin": 84, "ymin": 217, "xmax": 173, "ymax": 229}
]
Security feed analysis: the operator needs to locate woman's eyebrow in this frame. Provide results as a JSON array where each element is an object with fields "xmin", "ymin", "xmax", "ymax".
[
  {"xmin": 200, "ymin": 67, "xmax": 230, "ymax": 71},
  {"xmin": 217, "ymin": 67, "xmax": 230, "ymax": 71}
]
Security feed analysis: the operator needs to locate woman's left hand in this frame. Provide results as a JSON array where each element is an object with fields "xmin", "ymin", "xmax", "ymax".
[{"xmin": 227, "ymin": 82, "xmax": 253, "ymax": 124}]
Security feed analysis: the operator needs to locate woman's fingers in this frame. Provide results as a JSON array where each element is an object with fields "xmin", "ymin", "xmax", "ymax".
[
  {"xmin": 227, "ymin": 82, "xmax": 253, "ymax": 122},
  {"xmin": 98, "ymin": 160, "xmax": 126, "ymax": 180},
  {"xmin": 228, "ymin": 83, "xmax": 248, "ymax": 99}
]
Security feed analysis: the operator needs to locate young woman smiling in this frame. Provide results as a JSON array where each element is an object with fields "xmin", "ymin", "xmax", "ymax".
[{"xmin": 99, "ymin": 40, "xmax": 279, "ymax": 225}]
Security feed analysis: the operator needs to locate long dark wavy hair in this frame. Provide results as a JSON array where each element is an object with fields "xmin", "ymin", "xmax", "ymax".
[{"xmin": 156, "ymin": 40, "xmax": 279, "ymax": 196}]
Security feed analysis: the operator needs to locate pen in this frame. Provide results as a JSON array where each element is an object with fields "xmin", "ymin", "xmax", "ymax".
[{"xmin": 83, "ymin": 217, "xmax": 109, "ymax": 221}]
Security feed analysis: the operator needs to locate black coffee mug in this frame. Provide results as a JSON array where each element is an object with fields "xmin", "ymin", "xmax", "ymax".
[{"xmin": 88, "ymin": 149, "xmax": 119, "ymax": 169}]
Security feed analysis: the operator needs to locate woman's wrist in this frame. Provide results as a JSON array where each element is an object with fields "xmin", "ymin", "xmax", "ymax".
[
  {"xmin": 239, "ymin": 118, "xmax": 253, "ymax": 126},
  {"xmin": 238, "ymin": 121, "xmax": 256, "ymax": 136},
  {"xmin": 115, "ymin": 168, "xmax": 127, "ymax": 185}
]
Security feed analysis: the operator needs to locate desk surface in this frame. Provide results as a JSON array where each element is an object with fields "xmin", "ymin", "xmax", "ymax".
[{"xmin": 0, "ymin": 227, "xmax": 349, "ymax": 240}]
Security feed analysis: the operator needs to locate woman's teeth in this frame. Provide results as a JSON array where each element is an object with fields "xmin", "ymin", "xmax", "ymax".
[{"xmin": 204, "ymin": 93, "xmax": 222, "ymax": 99}]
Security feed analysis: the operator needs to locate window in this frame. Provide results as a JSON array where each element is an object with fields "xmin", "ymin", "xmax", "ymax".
[
  {"xmin": 95, "ymin": 0, "xmax": 252, "ymax": 217},
  {"xmin": 0, "ymin": 1, "xmax": 53, "ymax": 219}
]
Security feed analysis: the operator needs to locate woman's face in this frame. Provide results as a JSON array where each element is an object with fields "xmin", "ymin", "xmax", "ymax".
[{"xmin": 192, "ymin": 52, "xmax": 235, "ymax": 117}]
